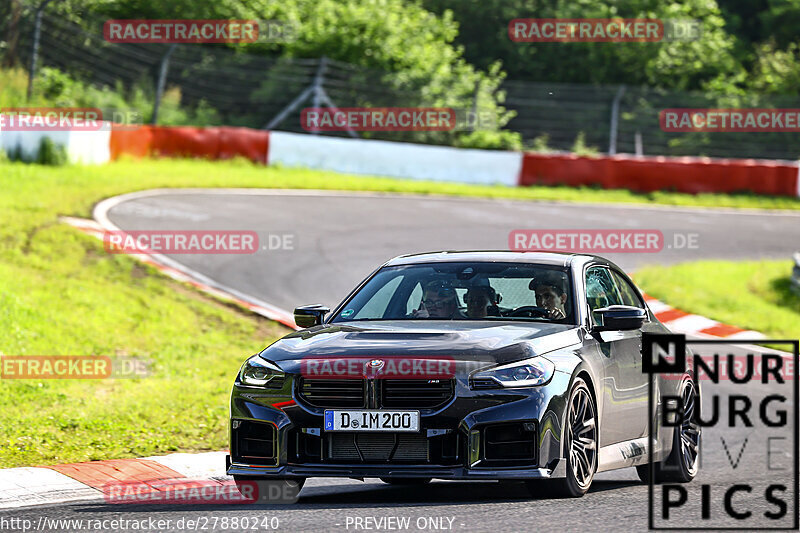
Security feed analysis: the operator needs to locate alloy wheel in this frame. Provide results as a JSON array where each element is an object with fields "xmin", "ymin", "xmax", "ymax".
[
  {"xmin": 567, "ymin": 386, "xmax": 597, "ymax": 489},
  {"xmin": 679, "ymin": 381, "xmax": 700, "ymax": 475}
]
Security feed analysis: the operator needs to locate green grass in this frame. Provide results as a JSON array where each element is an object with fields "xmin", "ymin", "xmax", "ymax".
[
  {"xmin": 2, "ymin": 157, "xmax": 799, "ymax": 468},
  {"xmin": 634, "ymin": 260, "xmax": 800, "ymax": 341}
]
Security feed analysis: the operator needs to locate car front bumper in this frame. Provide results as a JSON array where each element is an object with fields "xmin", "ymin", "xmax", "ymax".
[
  {"xmin": 226, "ymin": 458, "xmax": 566, "ymax": 480},
  {"xmin": 228, "ymin": 371, "xmax": 572, "ymax": 480}
]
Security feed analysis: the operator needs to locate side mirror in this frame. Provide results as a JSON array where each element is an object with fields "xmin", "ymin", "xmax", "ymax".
[
  {"xmin": 592, "ymin": 305, "xmax": 646, "ymax": 331},
  {"xmin": 294, "ymin": 304, "xmax": 330, "ymax": 328}
]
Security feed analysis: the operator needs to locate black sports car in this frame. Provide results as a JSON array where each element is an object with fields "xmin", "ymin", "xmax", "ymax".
[{"xmin": 226, "ymin": 251, "xmax": 700, "ymax": 500}]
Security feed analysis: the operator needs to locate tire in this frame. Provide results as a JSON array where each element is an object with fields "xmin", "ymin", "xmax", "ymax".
[
  {"xmin": 380, "ymin": 477, "xmax": 432, "ymax": 485},
  {"xmin": 527, "ymin": 377, "xmax": 597, "ymax": 498},
  {"xmin": 233, "ymin": 476, "xmax": 305, "ymax": 503},
  {"xmin": 636, "ymin": 377, "xmax": 700, "ymax": 484}
]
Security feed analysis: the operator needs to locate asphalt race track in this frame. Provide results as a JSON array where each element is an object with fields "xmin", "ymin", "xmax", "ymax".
[
  {"xmin": 100, "ymin": 189, "xmax": 800, "ymax": 313},
  {"xmin": 3, "ymin": 190, "xmax": 798, "ymax": 532}
]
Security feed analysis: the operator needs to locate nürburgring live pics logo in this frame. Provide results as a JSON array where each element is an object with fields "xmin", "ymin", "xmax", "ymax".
[{"xmin": 643, "ymin": 333, "xmax": 798, "ymax": 530}]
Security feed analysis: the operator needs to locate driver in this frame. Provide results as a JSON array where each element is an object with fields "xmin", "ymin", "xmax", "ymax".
[
  {"xmin": 412, "ymin": 280, "xmax": 465, "ymax": 319},
  {"xmin": 532, "ymin": 277, "xmax": 568, "ymax": 320},
  {"xmin": 464, "ymin": 285, "xmax": 499, "ymax": 318}
]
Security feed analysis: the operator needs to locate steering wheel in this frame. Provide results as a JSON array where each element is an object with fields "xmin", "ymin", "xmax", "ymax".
[{"xmin": 506, "ymin": 306, "xmax": 550, "ymax": 318}]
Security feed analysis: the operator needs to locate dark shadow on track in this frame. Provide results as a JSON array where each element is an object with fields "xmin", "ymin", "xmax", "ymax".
[{"xmin": 67, "ymin": 479, "xmax": 644, "ymax": 513}]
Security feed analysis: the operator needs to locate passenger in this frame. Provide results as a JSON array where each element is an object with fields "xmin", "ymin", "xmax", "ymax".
[
  {"xmin": 412, "ymin": 280, "xmax": 464, "ymax": 319},
  {"xmin": 464, "ymin": 285, "xmax": 499, "ymax": 318}
]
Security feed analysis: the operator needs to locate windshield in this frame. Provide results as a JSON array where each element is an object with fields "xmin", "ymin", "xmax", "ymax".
[{"xmin": 331, "ymin": 262, "xmax": 575, "ymax": 323}]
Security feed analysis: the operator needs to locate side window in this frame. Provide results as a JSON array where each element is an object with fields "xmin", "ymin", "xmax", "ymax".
[
  {"xmin": 353, "ymin": 275, "xmax": 403, "ymax": 319},
  {"xmin": 610, "ymin": 270, "xmax": 645, "ymax": 309},
  {"xmin": 405, "ymin": 282, "xmax": 423, "ymax": 315},
  {"xmin": 585, "ymin": 267, "xmax": 622, "ymax": 313}
]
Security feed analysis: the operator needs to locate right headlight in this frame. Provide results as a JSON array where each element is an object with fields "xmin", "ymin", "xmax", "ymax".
[
  {"xmin": 471, "ymin": 357, "xmax": 555, "ymax": 389},
  {"xmin": 238, "ymin": 355, "xmax": 285, "ymax": 388}
]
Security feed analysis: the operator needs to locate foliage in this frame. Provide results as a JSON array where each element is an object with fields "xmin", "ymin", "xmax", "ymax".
[
  {"xmin": 35, "ymin": 137, "xmax": 67, "ymax": 165},
  {"xmin": 571, "ymin": 132, "xmax": 600, "ymax": 156}
]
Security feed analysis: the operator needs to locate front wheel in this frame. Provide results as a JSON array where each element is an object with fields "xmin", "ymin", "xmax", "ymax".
[
  {"xmin": 637, "ymin": 377, "xmax": 700, "ymax": 483},
  {"xmin": 527, "ymin": 377, "xmax": 597, "ymax": 498},
  {"xmin": 233, "ymin": 476, "xmax": 305, "ymax": 503}
]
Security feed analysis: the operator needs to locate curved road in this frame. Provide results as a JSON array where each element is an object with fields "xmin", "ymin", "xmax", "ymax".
[
  {"xmin": 3, "ymin": 190, "xmax": 798, "ymax": 532},
  {"xmin": 100, "ymin": 189, "xmax": 800, "ymax": 313}
]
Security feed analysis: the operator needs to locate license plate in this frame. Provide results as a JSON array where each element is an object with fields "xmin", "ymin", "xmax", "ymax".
[{"xmin": 324, "ymin": 410, "xmax": 420, "ymax": 432}]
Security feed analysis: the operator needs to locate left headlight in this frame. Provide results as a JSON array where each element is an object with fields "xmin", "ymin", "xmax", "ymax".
[
  {"xmin": 471, "ymin": 357, "xmax": 555, "ymax": 389},
  {"xmin": 238, "ymin": 355, "xmax": 285, "ymax": 388}
]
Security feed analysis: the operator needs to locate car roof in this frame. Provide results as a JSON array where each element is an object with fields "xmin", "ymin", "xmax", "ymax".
[{"xmin": 383, "ymin": 251, "xmax": 600, "ymax": 268}]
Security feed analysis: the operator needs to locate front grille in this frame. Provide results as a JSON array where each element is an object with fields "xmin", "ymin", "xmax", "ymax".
[
  {"xmin": 381, "ymin": 379, "xmax": 454, "ymax": 409},
  {"xmin": 299, "ymin": 378, "xmax": 366, "ymax": 408},
  {"xmin": 328, "ymin": 433, "xmax": 429, "ymax": 462}
]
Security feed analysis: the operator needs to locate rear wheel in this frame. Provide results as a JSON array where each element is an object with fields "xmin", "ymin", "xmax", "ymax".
[
  {"xmin": 527, "ymin": 378, "xmax": 597, "ymax": 498},
  {"xmin": 380, "ymin": 477, "xmax": 432, "ymax": 485},
  {"xmin": 233, "ymin": 476, "xmax": 305, "ymax": 503},
  {"xmin": 637, "ymin": 377, "xmax": 700, "ymax": 483}
]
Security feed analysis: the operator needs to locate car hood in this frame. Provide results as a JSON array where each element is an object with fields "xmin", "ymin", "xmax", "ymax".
[{"xmin": 259, "ymin": 321, "xmax": 583, "ymax": 370}]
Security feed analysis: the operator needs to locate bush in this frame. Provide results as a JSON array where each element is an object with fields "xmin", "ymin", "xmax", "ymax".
[
  {"xmin": 1, "ymin": 138, "xmax": 67, "ymax": 166},
  {"xmin": 36, "ymin": 137, "xmax": 68, "ymax": 166},
  {"xmin": 453, "ymin": 129, "xmax": 522, "ymax": 151},
  {"xmin": 571, "ymin": 132, "xmax": 600, "ymax": 156}
]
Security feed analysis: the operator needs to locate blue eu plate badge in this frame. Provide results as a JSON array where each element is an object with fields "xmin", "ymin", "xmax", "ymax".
[{"xmin": 324, "ymin": 410, "xmax": 333, "ymax": 430}]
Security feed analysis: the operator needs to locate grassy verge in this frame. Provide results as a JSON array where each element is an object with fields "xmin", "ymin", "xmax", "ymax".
[
  {"xmin": 634, "ymin": 260, "xmax": 800, "ymax": 341},
  {"xmin": 1, "ymin": 157, "xmax": 798, "ymax": 468}
]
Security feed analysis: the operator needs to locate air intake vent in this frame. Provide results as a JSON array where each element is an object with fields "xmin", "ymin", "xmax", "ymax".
[
  {"xmin": 233, "ymin": 420, "xmax": 276, "ymax": 465},
  {"xmin": 470, "ymin": 377, "xmax": 498, "ymax": 389},
  {"xmin": 483, "ymin": 422, "xmax": 537, "ymax": 465},
  {"xmin": 328, "ymin": 433, "xmax": 429, "ymax": 462},
  {"xmin": 380, "ymin": 379, "xmax": 454, "ymax": 409}
]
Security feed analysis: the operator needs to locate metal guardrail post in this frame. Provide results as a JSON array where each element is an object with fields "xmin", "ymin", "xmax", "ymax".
[
  {"xmin": 608, "ymin": 85, "xmax": 625, "ymax": 155},
  {"xmin": 152, "ymin": 43, "xmax": 177, "ymax": 126},
  {"xmin": 26, "ymin": 0, "xmax": 53, "ymax": 102},
  {"xmin": 265, "ymin": 57, "xmax": 357, "ymax": 138}
]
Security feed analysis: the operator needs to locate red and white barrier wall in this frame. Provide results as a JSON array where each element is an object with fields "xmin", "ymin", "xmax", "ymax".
[
  {"xmin": 0, "ymin": 126, "xmax": 110, "ymax": 164},
  {"xmin": 519, "ymin": 152, "xmax": 800, "ymax": 197},
  {"xmin": 9, "ymin": 122, "xmax": 799, "ymax": 197},
  {"xmin": 267, "ymin": 132, "xmax": 522, "ymax": 185}
]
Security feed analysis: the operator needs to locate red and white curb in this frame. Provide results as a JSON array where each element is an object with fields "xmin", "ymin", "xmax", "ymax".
[
  {"xmin": 642, "ymin": 294, "xmax": 764, "ymax": 340},
  {"xmin": 0, "ymin": 452, "xmax": 229, "ymax": 510},
  {"xmin": 60, "ymin": 216, "xmax": 299, "ymax": 330}
]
